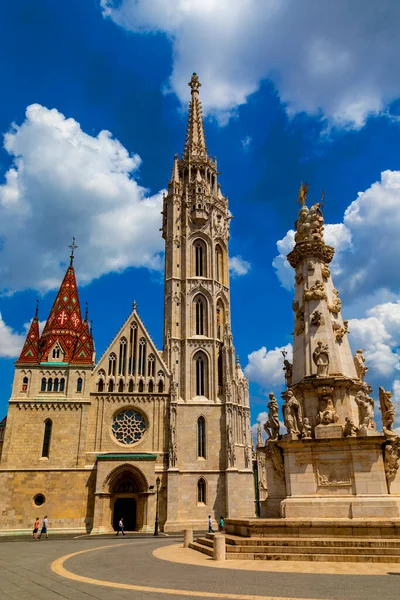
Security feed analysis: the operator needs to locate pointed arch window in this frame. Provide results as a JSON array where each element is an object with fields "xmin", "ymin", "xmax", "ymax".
[
  {"xmin": 42, "ymin": 419, "xmax": 52, "ymax": 458},
  {"xmin": 197, "ymin": 416, "xmax": 206, "ymax": 458},
  {"xmin": 197, "ymin": 478, "xmax": 206, "ymax": 504},
  {"xmin": 158, "ymin": 380, "xmax": 164, "ymax": 393},
  {"xmin": 216, "ymin": 300, "xmax": 225, "ymax": 339},
  {"xmin": 47, "ymin": 378, "xmax": 53, "ymax": 392},
  {"xmin": 215, "ymin": 245, "xmax": 224, "ymax": 284},
  {"xmin": 147, "ymin": 354, "xmax": 155, "ymax": 377},
  {"xmin": 148, "ymin": 380, "xmax": 154, "ymax": 393},
  {"xmin": 41, "ymin": 378, "xmax": 46, "ymax": 392},
  {"xmin": 77, "ymin": 377, "xmax": 83, "ymax": 393},
  {"xmin": 119, "ymin": 337, "xmax": 127, "ymax": 376},
  {"xmin": 217, "ymin": 351, "xmax": 223, "ymax": 395},
  {"xmin": 98, "ymin": 379, "xmax": 104, "ymax": 392},
  {"xmin": 194, "ymin": 240, "xmax": 207, "ymax": 277},
  {"xmin": 128, "ymin": 379, "xmax": 134, "ymax": 393},
  {"xmin": 118, "ymin": 379, "xmax": 124, "ymax": 393},
  {"xmin": 194, "ymin": 352, "xmax": 207, "ymax": 397},
  {"xmin": 108, "ymin": 353, "xmax": 116, "ymax": 377},
  {"xmin": 129, "ymin": 322, "xmax": 137, "ymax": 375},
  {"xmin": 22, "ymin": 376, "xmax": 29, "ymax": 392},
  {"xmin": 138, "ymin": 338, "xmax": 146, "ymax": 376},
  {"xmin": 138, "ymin": 380, "xmax": 144, "ymax": 393},
  {"xmin": 52, "ymin": 347, "xmax": 60, "ymax": 359},
  {"xmin": 195, "ymin": 296, "xmax": 206, "ymax": 335},
  {"xmin": 53, "ymin": 378, "xmax": 59, "ymax": 392},
  {"xmin": 59, "ymin": 378, "xmax": 65, "ymax": 392},
  {"xmin": 108, "ymin": 380, "xmax": 114, "ymax": 393}
]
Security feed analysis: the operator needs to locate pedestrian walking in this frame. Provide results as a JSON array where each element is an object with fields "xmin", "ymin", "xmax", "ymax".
[
  {"xmin": 38, "ymin": 515, "xmax": 49, "ymax": 539},
  {"xmin": 116, "ymin": 517, "xmax": 125, "ymax": 536},
  {"xmin": 208, "ymin": 514, "xmax": 214, "ymax": 533},
  {"xmin": 218, "ymin": 516, "xmax": 225, "ymax": 532},
  {"xmin": 33, "ymin": 517, "xmax": 40, "ymax": 540}
]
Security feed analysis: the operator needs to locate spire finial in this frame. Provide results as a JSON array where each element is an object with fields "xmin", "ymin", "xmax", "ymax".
[
  {"xmin": 297, "ymin": 182, "xmax": 309, "ymax": 206},
  {"xmin": 85, "ymin": 302, "xmax": 88, "ymax": 321},
  {"xmin": 132, "ymin": 300, "xmax": 137, "ymax": 311},
  {"xmin": 35, "ymin": 299, "xmax": 39, "ymax": 318},
  {"xmin": 69, "ymin": 237, "xmax": 78, "ymax": 265},
  {"xmin": 90, "ymin": 320, "xmax": 93, "ymax": 335},
  {"xmin": 236, "ymin": 355, "xmax": 240, "ymax": 365},
  {"xmin": 188, "ymin": 72, "xmax": 201, "ymax": 94}
]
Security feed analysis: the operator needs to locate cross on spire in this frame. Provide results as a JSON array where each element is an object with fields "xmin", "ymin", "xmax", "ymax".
[{"xmin": 69, "ymin": 237, "xmax": 78, "ymax": 265}]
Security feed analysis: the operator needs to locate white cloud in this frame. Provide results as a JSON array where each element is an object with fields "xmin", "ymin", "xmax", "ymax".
[
  {"xmin": 245, "ymin": 343, "xmax": 292, "ymax": 389},
  {"xmin": 229, "ymin": 256, "xmax": 251, "ymax": 277},
  {"xmin": 241, "ymin": 136, "xmax": 252, "ymax": 152},
  {"xmin": 102, "ymin": 0, "xmax": 400, "ymax": 127},
  {"xmin": 0, "ymin": 313, "xmax": 45, "ymax": 359},
  {"xmin": 0, "ymin": 104, "xmax": 165, "ymax": 294}
]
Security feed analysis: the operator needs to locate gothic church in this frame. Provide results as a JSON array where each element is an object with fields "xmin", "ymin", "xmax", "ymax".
[{"xmin": 0, "ymin": 74, "xmax": 255, "ymax": 533}]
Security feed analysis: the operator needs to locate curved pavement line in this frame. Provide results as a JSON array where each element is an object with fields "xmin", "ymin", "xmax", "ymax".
[{"xmin": 50, "ymin": 542, "xmax": 319, "ymax": 600}]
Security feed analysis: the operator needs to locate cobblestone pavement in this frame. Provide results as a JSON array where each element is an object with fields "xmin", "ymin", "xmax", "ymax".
[{"xmin": 0, "ymin": 535, "xmax": 400, "ymax": 600}]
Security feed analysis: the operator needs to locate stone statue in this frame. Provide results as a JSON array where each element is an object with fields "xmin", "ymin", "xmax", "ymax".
[
  {"xmin": 169, "ymin": 426, "xmax": 177, "ymax": 468},
  {"xmin": 343, "ymin": 417, "xmax": 358, "ymax": 438},
  {"xmin": 384, "ymin": 438, "xmax": 400, "ymax": 490},
  {"xmin": 295, "ymin": 308, "xmax": 305, "ymax": 335},
  {"xmin": 265, "ymin": 441, "xmax": 285, "ymax": 480},
  {"xmin": 321, "ymin": 265, "xmax": 330, "ymax": 280},
  {"xmin": 304, "ymin": 280, "xmax": 327, "ymax": 302},
  {"xmin": 227, "ymin": 424, "xmax": 236, "ymax": 467},
  {"xmin": 316, "ymin": 393, "xmax": 339, "ymax": 425},
  {"xmin": 355, "ymin": 388, "xmax": 376, "ymax": 432},
  {"xmin": 301, "ymin": 417, "xmax": 312, "ymax": 439},
  {"xmin": 257, "ymin": 451, "xmax": 267, "ymax": 491},
  {"xmin": 283, "ymin": 359, "xmax": 292, "ymax": 387},
  {"xmin": 313, "ymin": 341, "xmax": 330, "ymax": 377},
  {"xmin": 379, "ymin": 386, "xmax": 396, "ymax": 437},
  {"xmin": 256, "ymin": 422, "xmax": 263, "ymax": 448},
  {"xmin": 333, "ymin": 320, "xmax": 349, "ymax": 342},
  {"xmin": 264, "ymin": 393, "xmax": 280, "ymax": 441},
  {"xmin": 354, "ymin": 349, "xmax": 368, "ymax": 382},
  {"xmin": 282, "ymin": 389, "xmax": 303, "ymax": 436},
  {"xmin": 328, "ymin": 289, "xmax": 342, "ymax": 315},
  {"xmin": 311, "ymin": 310, "xmax": 322, "ymax": 327}
]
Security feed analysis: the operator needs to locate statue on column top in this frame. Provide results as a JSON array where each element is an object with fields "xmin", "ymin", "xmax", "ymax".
[
  {"xmin": 282, "ymin": 389, "xmax": 303, "ymax": 436},
  {"xmin": 264, "ymin": 393, "xmax": 280, "ymax": 441},
  {"xmin": 379, "ymin": 386, "xmax": 396, "ymax": 437}
]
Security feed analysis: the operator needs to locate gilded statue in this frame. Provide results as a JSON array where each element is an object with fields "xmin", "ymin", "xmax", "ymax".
[
  {"xmin": 379, "ymin": 386, "xmax": 396, "ymax": 437},
  {"xmin": 282, "ymin": 389, "xmax": 303, "ymax": 436},
  {"xmin": 313, "ymin": 341, "xmax": 330, "ymax": 377},
  {"xmin": 354, "ymin": 349, "xmax": 368, "ymax": 382},
  {"xmin": 304, "ymin": 280, "xmax": 327, "ymax": 302},
  {"xmin": 264, "ymin": 393, "xmax": 280, "ymax": 441}
]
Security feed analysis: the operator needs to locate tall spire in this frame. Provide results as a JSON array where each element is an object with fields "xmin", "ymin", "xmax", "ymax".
[
  {"xmin": 16, "ymin": 300, "xmax": 40, "ymax": 364},
  {"xmin": 38, "ymin": 244, "xmax": 94, "ymax": 365},
  {"xmin": 183, "ymin": 73, "xmax": 207, "ymax": 160}
]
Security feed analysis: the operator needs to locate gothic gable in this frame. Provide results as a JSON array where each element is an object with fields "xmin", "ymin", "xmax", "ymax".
[{"xmin": 93, "ymin": 307, "xmax": 170, "ymax": 395}]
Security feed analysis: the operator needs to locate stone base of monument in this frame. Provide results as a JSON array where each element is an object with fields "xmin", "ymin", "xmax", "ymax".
[{"xmin": 189, "ymin": 522, "xmax": 400, "ymax": 562}]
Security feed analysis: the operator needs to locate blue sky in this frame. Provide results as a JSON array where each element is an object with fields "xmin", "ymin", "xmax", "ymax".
[{"xmin": 1, "ymin": 1, "xmax": 400, "ymax": 430}]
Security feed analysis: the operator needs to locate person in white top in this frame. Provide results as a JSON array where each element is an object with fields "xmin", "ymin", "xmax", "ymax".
[{"xmin": 116, "ymin": 517, "xmax": 125, "ymax": 536}]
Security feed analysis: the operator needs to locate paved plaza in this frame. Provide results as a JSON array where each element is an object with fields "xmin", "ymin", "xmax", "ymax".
[{"xmin": 1, "ymin": 534, "xmax": 400, "ymax": 600}]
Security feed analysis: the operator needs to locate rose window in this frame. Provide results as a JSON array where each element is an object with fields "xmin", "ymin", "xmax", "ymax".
[{"xmin": 112, "ymin": 409, "xmax": 146, "ymax": 445}]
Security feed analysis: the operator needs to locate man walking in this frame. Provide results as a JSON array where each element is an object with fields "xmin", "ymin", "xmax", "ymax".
[
  {"xmin": 116, "ymin": 517, "xmax": 125, "ymax": 536},
  {"xmin": 38, "ymin": 515, "xmax": 49, "ymax": 539},
  {"xmin": 208, "ymin": 515, "xmax": 214, "ymax": 533}
]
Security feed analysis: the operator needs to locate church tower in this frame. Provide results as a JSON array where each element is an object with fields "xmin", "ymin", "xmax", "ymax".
[{"xmin": 162, "ymin": 74, "xmax": 254, "ymax": 528}]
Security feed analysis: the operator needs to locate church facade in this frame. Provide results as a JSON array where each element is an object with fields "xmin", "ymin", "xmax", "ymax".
[{"xmin": 0, "ymin": 74, "xmax": 255, "ymax": 534}]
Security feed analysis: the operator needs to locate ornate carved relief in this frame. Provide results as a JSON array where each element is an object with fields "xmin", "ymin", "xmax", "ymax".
[
  {"xmin": 317, "ymin": 461, "xmax": 351, "ymax": 487},
  {"xmin": 304, "ymin": 280, "xmax": 326, "ymax": 302},
  {"xmin": 301, "ymin": 418, "xmax": 312, "ymax": 439},
  {"xmin": 384, "ymin": 438, "xmax": 400, "ymax": 490},
  {"xmin": 343, "ymin": 417, "xmax": 358, "ymax": 437},
  {"xmin": 379, "ymin": 386, "xmax": 396, "ymax": 437},
  {"xmin": 321, "ymin": 265, "xmax": 331, "ymax": 280},
  {"xmin": 332, "ymin": 320, "xmax": 349, "ymax": 341},
  {"xmin": 265, "ymin": 442, "xmax": 285, "ymax": 481},
  {"xmin": 328, "ymin": 289, "xmax": 342, "ymax": 315},
  {"xmin": 316, "ymin": 390, "xmax": 339, "ymax": 426},
  {"xmin": 310, "ymin": 310, "xmax": 323, "ymax": 327}
]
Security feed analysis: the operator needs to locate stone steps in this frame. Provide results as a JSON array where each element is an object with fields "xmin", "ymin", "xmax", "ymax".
[{"xmin": 190, "ymin": 534, "xmax": 400, "ymax": 563}]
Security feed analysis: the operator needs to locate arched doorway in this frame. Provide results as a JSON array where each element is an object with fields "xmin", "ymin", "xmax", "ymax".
[
  {"xmin": 109, "ymin": 468, "xmax": 147, "ymax": 532},
  {"xmin": 113, "ymin": 498, "xmax": 136, "ymax": 531}
]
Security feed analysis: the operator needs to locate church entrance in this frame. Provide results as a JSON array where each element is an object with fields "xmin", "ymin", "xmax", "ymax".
[{"xmin": 113, "ymin": 497, "xmax": 136, "ymax": 531}]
